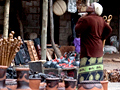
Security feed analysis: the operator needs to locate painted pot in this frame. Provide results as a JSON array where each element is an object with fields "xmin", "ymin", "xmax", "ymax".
[
  {"xmin": 29, "ymin": 78, "xmax": 41, "ymax": 90},
  {"xmin": 5, "ymin": 79, "xmax": 17, "ymax": 90},
  {"xmin": 78, "ymin": 80, "xmax": 103, "ymax": 90},
  {"xmin": 64, "ymin": 79, "xmax": 77, "ymax": 90},
  {"xmin": 16, "ymin": 68, "xmax": 31, "ymax": 90},
  {"xmin": 46, "ymin": 78, "xmax": 59, "ymax": 90},
  {"xmin": 0, "ymin": 65, "xmax": 8, "ymax": 90},
  {"xmin": 100, "ymin": 81, "xmax": 108, "ymax": 90}
]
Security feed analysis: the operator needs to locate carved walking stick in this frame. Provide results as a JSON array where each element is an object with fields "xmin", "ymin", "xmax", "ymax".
[
  {"xmin": 6, "ymin": 33, "xmax": 13, "ymax": 66},
  {"xmin": 4, "ymin": 38, "xmax": 7, "ymax": 66},
  {"xmin": 0, "ymin": 31, "xmax": 22, "ymax": 66},
  {"xmin": 8, "ymin": 36, "xmax": 22, "ymax": 66}
]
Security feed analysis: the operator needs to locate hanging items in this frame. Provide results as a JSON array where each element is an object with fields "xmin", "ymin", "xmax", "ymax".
[
  {"xmin": 53, "ymin": 0, "xmax": 67, "ymax": 16},
  {"xmin": 90, "ymin": 0, "xmax": 99, "ymax": 4},
  {"xmin": 68, "ymin": 0, "xmax": 77, "ymax": 13},
  {"xmin": 76, "ymin": 0, "xmax": 99, "ymax": 13},
  {"xmin": 76, "ymin": 0, "xmax": 87, "ymax": 13}
]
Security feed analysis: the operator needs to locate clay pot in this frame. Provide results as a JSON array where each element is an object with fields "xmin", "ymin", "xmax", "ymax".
[
  {"xmin": 29, "ymin": 78, "xmax": 41, "ymax": 90},
  {"xmin": 6, "ymin": 79, "xmax": 17, "ymax": 90},
  {"xmin": 78, "ymin": 80, "xmax": 103, "ymax": 90},
  {"xmin": 100, "ymin": 81, "xmax": 108, "ymax": 90},
  {"xmin": 64, "ymin": 79, "xmax": 77, "ymax": 90},
  {"xmin": 39, "ymin": 82, "xmax": 46, "ymax": 90},
  {"xmin": 0, "ymin": 65, "xmax": 8, "ymax": 90},
  {"xmin": 16, "ymin": 68, "xmax": 31, "ymax": 90},
  {"xmin": 46, "ymin": 78, "xmax": 59, "ymax": 90}
]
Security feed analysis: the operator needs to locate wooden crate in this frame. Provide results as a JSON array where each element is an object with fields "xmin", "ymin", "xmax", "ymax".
[{"xmin": 29, "ymin": 60, "xmax": 46, "ymax": 73}]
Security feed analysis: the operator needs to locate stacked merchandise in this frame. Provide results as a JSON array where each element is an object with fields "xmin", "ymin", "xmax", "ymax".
[
  {"xmin": 29, "ymin": 71, "xmax": 76, "ymax": 90},
  {"xmin": 14, "ymin": 40, "xmax": 31, "ymax": 65},
  {"xmin": 43, "ymin": 51, "xmax": 80, "ymax": 79},
  {"xmin": 0, "ymin": 31, "xmax": 22, "ymax": 66},
  {"xmin": 26, "ymin": 40, "xmax": 39, "ymax": 61},
  {"xmin": 14, "ymin": 38, "xmax": 41, "ymax": 65},
  {"xmin": 43, "ymin": 51, "xmax": 80, "ymax": 69}
]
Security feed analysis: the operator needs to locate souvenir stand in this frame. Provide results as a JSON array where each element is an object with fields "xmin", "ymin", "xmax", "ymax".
[{"xmin": 0, "ymin": 0, "xmax": 113, "ymax": 90}]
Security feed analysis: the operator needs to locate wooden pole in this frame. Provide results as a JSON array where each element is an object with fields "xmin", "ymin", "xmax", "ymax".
[
  {"xmin": 119, "ymin": 14, "xmax": 120, "ymax": 50},
  {"xmin": 3, "ymin": 0, "xmax": 10, "ymax": 38},
  {"xmin": 49, "ymin": 0, "xmax": 62, "ymax": 58},
  {"xmin": 17, "ymin": 14, "xmax": 24, "ymax": 39},
  {"xmin": 41, "ymin": 0, "xmax": 48, "ymax": 60}
]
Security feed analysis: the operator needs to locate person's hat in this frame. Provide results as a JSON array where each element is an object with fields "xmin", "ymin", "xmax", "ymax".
[{"xmin": 93, "ymin": 2, "xmax": 103, "ymax": 16}]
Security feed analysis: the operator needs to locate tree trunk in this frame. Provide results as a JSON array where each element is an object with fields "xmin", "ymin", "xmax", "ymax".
[
  {"xmin": 3, "ymin": 0, "xmax": 10, "ymax": 38},
  {"xmin": 119, "ymin": 15, "xmax": 120, "ymax": 50},
  {"xmin": 41, "ymin": 0, "xmax": 48, "ymax": 60},
  {"xmin": 17, "ymin": 13, "xmax": 24, "ymax": 39},
  {"xmin": 49, "ymin": 0, "xmax": 62, "ymax": 58}
]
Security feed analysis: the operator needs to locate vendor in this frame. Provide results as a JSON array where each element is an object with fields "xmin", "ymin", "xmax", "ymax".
[{"xmin": 75, "ymin": 2, "xmax": 112, "ymax": 83}]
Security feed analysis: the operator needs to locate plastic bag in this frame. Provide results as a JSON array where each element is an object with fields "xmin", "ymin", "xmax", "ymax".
[
  {"xmin": 68, "ymin": 0, "xmax": 77, "ymax": 13},
  {"xmin": 104, "ymin": 45, "xmax": 119, "ymax": 54},
  {"xmin": 110, "ymin": 35, "xmax": 119, "ymax": 49}
]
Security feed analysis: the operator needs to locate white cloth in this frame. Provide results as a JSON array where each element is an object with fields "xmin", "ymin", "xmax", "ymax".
[{"xmin": 93, "ymin": 2, "xmax": 103, "ymax": 16}]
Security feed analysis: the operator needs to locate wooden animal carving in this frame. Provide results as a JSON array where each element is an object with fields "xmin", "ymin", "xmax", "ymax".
[{"xmin": 109, "ymin": 71, "xmax": 119, "ymax": 82}]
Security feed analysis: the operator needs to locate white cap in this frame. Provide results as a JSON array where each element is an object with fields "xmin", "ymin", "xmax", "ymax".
[{"xmin": 93, "ymin": 2, "xmax": 103, "ymax": 16}]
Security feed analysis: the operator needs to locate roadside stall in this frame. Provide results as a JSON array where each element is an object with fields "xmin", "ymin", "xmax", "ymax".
[{"xmin": 0, "ymin": 0, "xmax": 119, "ymax": 90}]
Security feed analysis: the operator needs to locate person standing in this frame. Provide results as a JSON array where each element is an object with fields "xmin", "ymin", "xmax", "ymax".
[{"xmin": 75, "ymin": 2, "xmax": 112, "ymax": 83}]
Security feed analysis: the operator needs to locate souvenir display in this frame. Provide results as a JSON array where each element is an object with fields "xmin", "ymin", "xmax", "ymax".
[
  {"xmin": 0, "ymin": 31, "xmax": 22, "ymax": 66},
  {"xmin": 26, "ymin": 40, "xmax": 39, "ymax": 61}
]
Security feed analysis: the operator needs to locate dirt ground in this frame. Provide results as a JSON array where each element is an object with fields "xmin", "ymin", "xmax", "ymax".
[{"xmin": 103, "ymin": 52, "xmax": 120, "ymax": 70}]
